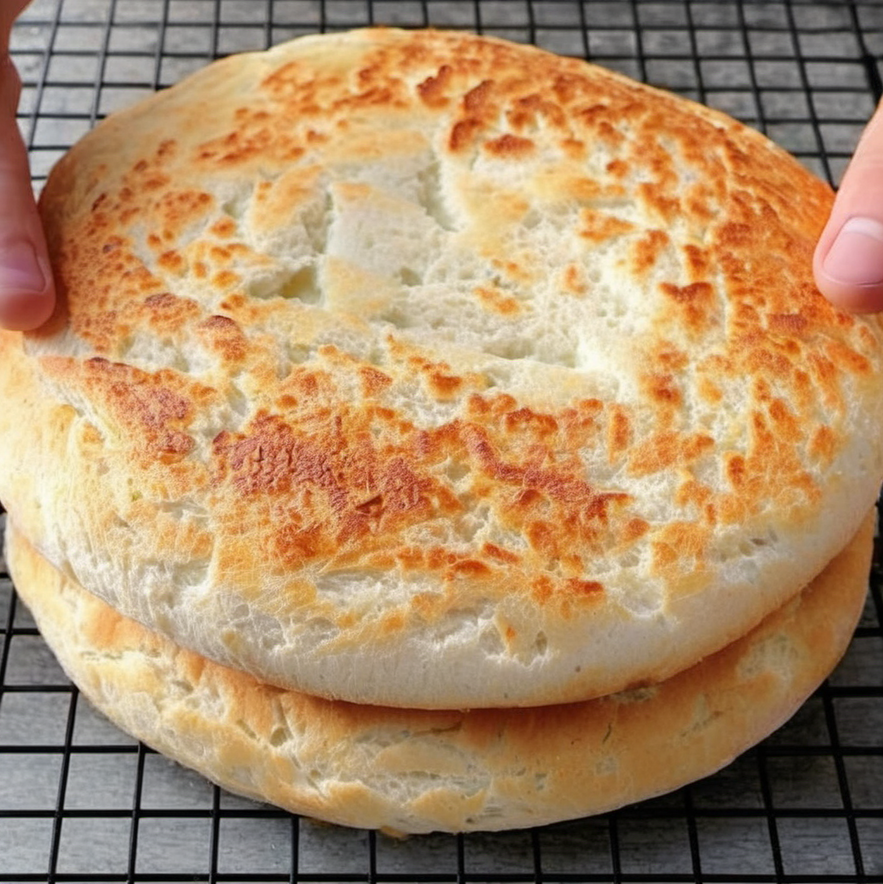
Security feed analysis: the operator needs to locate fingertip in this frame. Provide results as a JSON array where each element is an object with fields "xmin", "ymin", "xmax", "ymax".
[
  {"xmin": 813, "ymin": 216, "xmax": 883, "ymax": 313},
  {"xmin": 814, "ymin": 277, "xmax": 883, "ymax": 314},
  {"xmin": 0, "ymin": 239, "xmax": 56, "ymax": 331},
  {"xmin": 0, "ymin": 284, "xmax": 56, "ymax": 331}
]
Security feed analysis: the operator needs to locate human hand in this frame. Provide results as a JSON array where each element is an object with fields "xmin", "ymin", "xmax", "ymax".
[
  {"xmin": 0, "ymin": 0, "xmax": 55, "ymax": 330},
  {"xmin": 814, "ymin": 100, "xmax": 883, "ymax": 313}
]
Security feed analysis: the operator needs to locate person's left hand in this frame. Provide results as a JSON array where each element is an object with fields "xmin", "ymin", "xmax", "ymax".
[{"xmin": 0, "ymin": 0, "xmax": 56, "ymax": 331}]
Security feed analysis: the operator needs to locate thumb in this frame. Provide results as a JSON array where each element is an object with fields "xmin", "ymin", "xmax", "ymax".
[
  {"xmin": 814, "ymin": 98, "xmax": 883, "ymax": 313},
  {"xmin": 0, "ymin": 54, "xmax": 55, "ymax": 330}
]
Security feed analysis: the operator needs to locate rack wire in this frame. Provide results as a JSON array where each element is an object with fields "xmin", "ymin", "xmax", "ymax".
[{"xmin": 2, "ymin": 0, "xmax": 882, "ymax": 881}]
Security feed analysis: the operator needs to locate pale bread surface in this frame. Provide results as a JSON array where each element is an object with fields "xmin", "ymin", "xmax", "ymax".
[
  {"xmin": 4, "ymin": 513, "xmax": 873, "ymax": 833},
  {"xmin": 2, "ymin": 28, "xmax": 883, "ymax": 707}
]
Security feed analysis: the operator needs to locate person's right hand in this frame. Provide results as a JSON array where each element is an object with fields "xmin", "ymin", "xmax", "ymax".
[
  {"xmin": 0, "ymin": 0, "xmax": 55, "ymax": 330},
  {"xmin": 814, "ymin": 100, "xmax": 883, "ymax": 314}
]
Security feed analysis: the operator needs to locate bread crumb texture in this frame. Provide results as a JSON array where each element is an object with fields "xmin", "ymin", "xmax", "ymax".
[{"xmin": 2, "ymin": 28, "xmax": 882, "ymax": 708}]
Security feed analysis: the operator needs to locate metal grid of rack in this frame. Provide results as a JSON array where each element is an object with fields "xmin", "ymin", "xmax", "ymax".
[{"xmin": 2, "ymin": 1, "xmax": 882, "ymax": 881}]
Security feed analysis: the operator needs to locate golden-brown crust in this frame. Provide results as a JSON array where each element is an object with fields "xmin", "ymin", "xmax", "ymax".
[
  {"xmin": 5, "ymin": 511, "xmax": 873, "ymax": 833},
  {"xmin": 2, "ymin": 28, "xmax": 883, "ymax": 707}
]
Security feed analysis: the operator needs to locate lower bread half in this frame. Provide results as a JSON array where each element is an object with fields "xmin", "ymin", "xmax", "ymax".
[{"xmin": 4, "ymin": 513, "xmax": 873, "ymax": 834}]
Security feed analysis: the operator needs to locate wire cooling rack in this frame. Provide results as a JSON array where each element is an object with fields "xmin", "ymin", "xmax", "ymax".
[{"xmin": 2, "ymin": 0, "xmax": 883, "ymax": 881}]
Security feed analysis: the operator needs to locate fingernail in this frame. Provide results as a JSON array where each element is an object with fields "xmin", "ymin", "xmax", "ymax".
[
  {"xmin": 0, "ymin": 238, "xmax": 48, "ymax": 294},
  {"xmin": 822, "ymin": 216, "xmax": 883, "ymax": 287}
]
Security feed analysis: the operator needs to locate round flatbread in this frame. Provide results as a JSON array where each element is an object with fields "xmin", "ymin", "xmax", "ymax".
[
  {"xmin": 1, "ymin": 28, "xmax": 882, "ymax": 708},
  {"xmin": 4, "ymin": 513, "xmax": 873, "ymax": 833}
]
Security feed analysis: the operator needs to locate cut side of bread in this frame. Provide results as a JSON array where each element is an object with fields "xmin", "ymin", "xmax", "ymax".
[{"xmin": 5, "ymin": 512, "xmax": 873, "ymax": 834}]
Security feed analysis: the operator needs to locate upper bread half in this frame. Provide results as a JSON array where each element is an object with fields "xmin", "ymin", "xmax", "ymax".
[{"xmin": 2, "ymin": 28, "xmax": 883, "ymax": 708}]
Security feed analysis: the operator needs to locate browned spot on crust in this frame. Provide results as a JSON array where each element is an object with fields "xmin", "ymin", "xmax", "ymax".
[
  {"xmin": 564, "ymin": 578, "xmax": 604, "ymax": 596},
  {"xmin": 660, "ymin": 280, "xmax": 716, "ymax": 335},
  {"xmin": 427, "ymin": 371, "xmax": 463, "ymax": 399},
  {"xmin": 449, "ymin": 117, "xmax": 483, "ymax": 152},
  {"xmin": 463, "ymin": 79, "xmax": 495, "ymax": 113},
  {"xmin": 196, "ymin": 314, "xmax": 248, "ymax": 362},
  {"xmin": 212, "ymin": 270, "xmax": 241, "ymax": 289},
  {"xmin": 651, "ymin": 521, "xmax": 710, "ymax": 576},
  {"xmin": 155, "ymin": 190, "xmax": 214, "ymax": 238},
  {"xmin": 42, "ymin": 356, "xmax": 199, "ymax": 461},
  {"xmin": 624, "ymin": 518, "xmax": 650, "ymax": 543},
  {"xmin": 211, "ymin": 412, "xmax": 457, "ymax": 564},
  {"xmin": 462, "ymin": 422, "xmax": 631, "ymax": 558},
  {"xmin": 157, "ymin": 250, "xmax": 186, "ymax": 274},
  {"xmin": 825, "ymin": 340, "xmax": 872, "ymax": 375},
  {"xmin": 629, "ymin": 432, "xmax": 715, "ymax": 477},
  {"xmin": 484, "ymin": 133, "xmax": 535, "ymax": 158},
  {"xmin": 359, "ymin": 366, "xmax": 393, "ymax": 397},
  {"xmin": 475, "ymin": 285, "xmax": 521, "ymax": 316},
  {"xmin": 605, "ymin": 158, "xmax": 629, "ymax": 178},
  {"xmin": 561, "ymin": 263, "xmax": 587, "ymax": 296},
  {"xmin": 607, "ymin": 406, "xmax": 632, "ymax": 463},
  {"xmin": 508, "ymin": 92, "xmax": 567, "ymax": 130},
  {"xmin": 683, "ymin": 244, "xmax": 711, "ymax": 279},
  {"xmin": 141, "ymin": 292, "xmax": 203, "ymax": 335},
  {"xmin": 578, "ymin": 209, "xmax": 635, "ymax": 243},
  {"xmin": 631, "ymin": 230, "xmax": 670, "ymax": 275},
  {"xmin": 482, "ymin": 542, "xmax": 521, "ymax": 565},
  {"xmin": 643, "ymin": 373, "xmax": 682, "ymax": 409},
  {"xmin": 809, "ymin": 425, "xmax": 836, "ymax": 465},
  {"xmin": 768, "ymin": 313, "xmax": 810, "ymax": 335},
  {"xmin": 417, "ymin": 64, "xmax": 454, "ymax": 107},
  {"xmin": 725, "ymin": 453, "xmax": 746, "ymax": 489}
]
